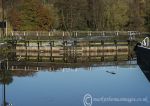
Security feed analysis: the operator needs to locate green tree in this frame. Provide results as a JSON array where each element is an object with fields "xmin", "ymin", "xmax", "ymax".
[
  {"xmin": 104, "ymin": 0, "xmax": 129, "ymax": 30},
  {"xmin": 5, "ymin": 0, "xmax": 150, "ymax": 31},
  {"xmin": 128, "ymin": 0, "xmax": 146, "ymax": 31},
  {"xmin": 145, "ymin": 0, "xmax": 150, "ymax": 31},
  {"xmin": 55, "ymin": 0, "xmax": 88, "ymax": 30}
]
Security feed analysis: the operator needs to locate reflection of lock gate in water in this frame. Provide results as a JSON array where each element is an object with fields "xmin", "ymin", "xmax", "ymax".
[
  {"xmin": 0, "ymin": 53, "xmax": 137, "ymax": 74},
  {"xmin": 14, "ymin": 42, "xmax": 134, "ymax": 62},
  {"xmin": 13, "ymin": 40, "xmax": 136, "ymax": 62}
]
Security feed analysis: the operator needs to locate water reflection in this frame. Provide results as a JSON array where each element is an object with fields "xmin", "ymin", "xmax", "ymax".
[
  {"xmin": 0, "ymin": 50, "xmax": 150, "ymax": 106},
  {"xmin": 0, "ymin": 59, "xmax": 136, "ymax": 78},
  {"xmin": 0, "ymin": 62, "xmax": 13, "ymax": 106},
  {"xmin": 1, "ymin": 50, "xmax": 136, "ymax": 75},
  {"xmin": 0, "ymin": 62, "xmax": 150, "ymax": 106}
]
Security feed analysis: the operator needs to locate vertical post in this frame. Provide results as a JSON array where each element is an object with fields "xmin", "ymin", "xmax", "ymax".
[
  {"xmin": 89, "ymin": 41, "xmax": 91, "ymax": 61},
  {"xmin": 49, "ymin": 32, "xmax": 50, "ymax": 36},
  {"xmin": 76, "ymin": 31, "xmax": 78, "ymax": 38},
  {"xmin": 37, "ymin": 31, "xmax": 39, "ymax": 40},
  {"xmin": 25, "ymin": 41, "xmax": 27, "ymax": 50},
  {"xmin": 37, "ymin": 49, "xmax": 40, "ymax": 62},
  {"xmin": 102, "ymin": 31, "xmax": 105, "ymax": 36},
  {"xmin": 128, "ymin": 40, "xmax": 131, "ymax": 60},
  {"xmin": 25, "ymin": 47, "xmax": 28, "ymax": 61},
  {"xmin": 114, "ymin": 40, "xmax": 117, "ymax": 61},
  {"xmin": 101, "ymin": 40, "xmax": 104, "ymax": 62},
  {"xmin": 128, "ymin": 31, "xmax": 131, "ymax": 40},
  {"xmin": 24, "ymin": 32, "xmax": 27, "ymax": 51},
  {"xmin": 116, "ymin": 31, "xmax": 119, "ymax": 36},
  {"xmin": 63, "ymin": 31, "xmax": 65, "ymax": 37},
  {"xmin": 74, "ymin": 31, "xmax": 77, "ymax": 62},
  {"xmin": 37, "ymin": 42, "xmax": 40, "ymax": 51},
  {"xmin": 36, "ymin": 32, "xmax": 39, "ymax": 47},
  {"xmin": 11, "ymin": 31, "xmax": 14, "ymax": 40},
  {"xmin": 27, "ymin": 41, "xmax": 29, "ymax": 46},
  {"xmin": 89, "ymin": 31, "xmax": 91, "ymax": 36},
  {"xmin": 116, "ymin": 31, "xmax": 118, "ymax": 40},
  {"xmin": 49, "ymin": 42, "xmax": 52, "ymax": 61},
  {"xmin": 24, "ymin": 31, "xmax": 26, "ymax": 40},
  {"xmin": 6, "ymin": 59, "xmax": 8, "ymax": 70},
  {"xmin": 88, "ymin": 31, "xmax": 91, "ymax": 62}
]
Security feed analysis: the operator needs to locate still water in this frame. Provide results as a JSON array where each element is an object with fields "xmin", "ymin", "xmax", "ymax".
[{"xmin": 0, "ymin": 60, "xmax": 150, "ymax": 106}]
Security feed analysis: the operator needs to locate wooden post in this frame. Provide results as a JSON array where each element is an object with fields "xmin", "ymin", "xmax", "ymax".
[
  {"xmin": 128, "ymin": 40, "xmax": 131, "ymax": 60},
  {"xmin": 49, "ymin": 32, "xmax": 51, "ymax": 37},
  {"xmin": 48, "ymin": 32, "xmax": 51, "ymax": 43},
  {"xmin": 115, "ymin": 31, "xmax": 118, "ymax": 40},
  {"xmin": 101, "ymin": 40, "xmax": 104, "ymax": 62},
  {"xmin": 37, "ymin": 49, "xmax": 40, "ymax": 62},
  {"xmin": 114, "ymin": 40, "xmax": 118, "ymax": 61},
  {"xmin": 89, "ymin": 31, "xmax": 91, "ymax": 36},
  {"xmin": 63, "ymin": 31, "xmax": 65, "ymax": 37},
  {"xmin": 25, "ymin": 41, "xmax": 27, "ymax": 50},
  {"xmin": 63, "ymin": 40, "xmax": 67, "ymax": 63},
  {"xmin": 116, "ymin": 31, "xmax": 119, "ymax": 36},
  {"xmin": 89, "ymin": 41, "xmax": 91, "ymax": 61},
  {"xmin": 52, "ymin": 41, "xmax": 54, "ymax": 62},
  {"xmin": 24, "ymin": 31, "xmax": 26, "ymax": 40},
  {"xmin": 37, "ymin": 31, "xmax": 39, "ymax": 40},
  {"xmin": 63, "ymin": 40, "xmax": 65, "ymax": 62},
  {"xmin": 37, "ymin": 42, "xmax": 40, "ymax": 51},
  {"xmin": 74, "ymin": 32, "xmax": 77, "ymax": 62},
  {"xmin": 6, "ymin": 59, "xmax": 8, "ymax": 70},
  {"xmin": 102, "ymin": 31, "xmax": 105, "ymax": 36},
  {"xmin": 11, "ymin": 31, "xmax": 14, "ymax": 40},
  {"xmin": 25, "ymin": 49, "xmax": 28, "ymax": 61},
  {"xmin": 49, "ymin": 41, "xmax": 52, "ymax": 61},
  {"xmin": 27, "ymin": 41, "xmax": 29, "ymax": 46},
  {"xmin": 75, "ymin": 31, "xmax": 78, "ymax": 38}
]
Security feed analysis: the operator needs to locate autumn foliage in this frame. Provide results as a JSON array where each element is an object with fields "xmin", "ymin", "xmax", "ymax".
[
  {"xmin": 8, "ymin": 0, "xmax": 58, "ymax": 31},
  {"xmin": 3, "ymin": 0, "xmax": 150, "ymax": 31}
]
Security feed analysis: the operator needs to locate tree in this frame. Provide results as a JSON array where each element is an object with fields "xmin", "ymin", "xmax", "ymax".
[
  {"xmin": 36, "ymin": 4, "xmax": 59, "ymax": 30},
  {"xmin": 4, "ymin": 0, "xmax": 150, "ymax": 31},
  {"xmin": 145, "ymin": 0, "xmax": 150, "ymax": 31},
  {"xmin": 8, "ymin": 0, "xmax": 58, "ymax": 31},
  {"xmin": 103, "ymin": 0, "xmax": 129, "ymax": 30},
  {"xmin": 128, "ymin": 0, "xmax": 146, "ymax": 31},
  {"xmin": 8, "ymin": 8, "xmax": 22, "ymax": 30},
  {"xmin": 55, "ymin": 0, "xmax": 88, "ymax": 30}
]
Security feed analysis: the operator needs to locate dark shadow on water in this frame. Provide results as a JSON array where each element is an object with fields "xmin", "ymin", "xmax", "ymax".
[
  {"xmin": 137, "ymin": 61, "xmax": 150, "ymax": 82},
  {"xmin": 0, "ymin": 50, "xmax": 137, "ymax": 79}
]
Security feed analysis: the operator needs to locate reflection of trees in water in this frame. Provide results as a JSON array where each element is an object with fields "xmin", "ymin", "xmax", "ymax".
[
  {"xmin": 12, "ymin": 71, "xmax": 37, "ymax": 78},
  {"xmin": 0, "ymin": 70, "xmax": 13, "ymax": 85},
  {"xmin": 0, "ymin": 68, "xmax": 13, "ymax": 106},
  {"xmin": 0, "ymin": 70, "xmax": 37, "ymax": 84},
  {"xmin": 0, "ymin": 60, "xmax": 37, "ymax": 85},
  {"xmin": 0, "ymin": 61, "xmax": 13, "ymax": 85},
  {"xmin": 0, "ymin": 49, "xmax": 136, "ymax": 79}
]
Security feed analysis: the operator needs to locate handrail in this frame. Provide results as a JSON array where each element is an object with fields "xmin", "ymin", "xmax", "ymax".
[{"xmin": 141, "ymin": 37, "xmax": 149, "ymax": 47}]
